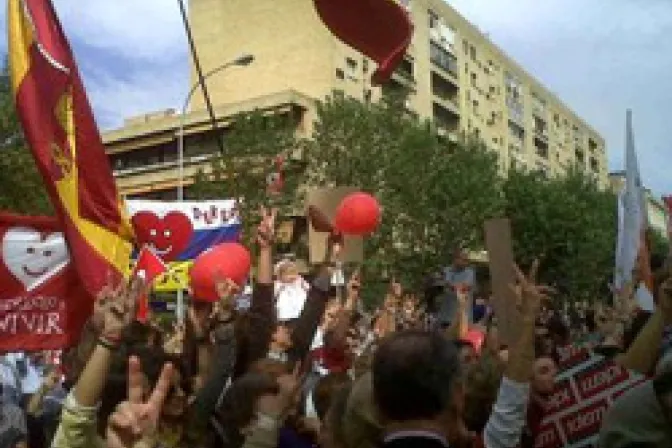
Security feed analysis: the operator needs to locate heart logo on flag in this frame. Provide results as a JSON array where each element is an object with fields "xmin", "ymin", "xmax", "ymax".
[
  {"xmin": 132, "ymin": 211, "xmax": 193, "ymax": 262},
  {"xmin": 2, "ymin": 227, "xmax": 70, "ymax": 292}
]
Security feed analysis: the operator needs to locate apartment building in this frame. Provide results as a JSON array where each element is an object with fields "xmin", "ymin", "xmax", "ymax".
[
  {"xmin": 609, "ymin": 172, "xmax": 670, "ymax": 239},
  {"xmin": 103, "ymin": 0, "xmax": 608, "ymax": 197}
]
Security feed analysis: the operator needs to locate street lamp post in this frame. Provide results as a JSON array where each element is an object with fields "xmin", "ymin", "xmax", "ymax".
[
  {"xmin": 177, "ymin": 53, "xmax": 254, "ymax": 201},
  {"xmin": 175, "ymin": 54, "xmax": 254, "ymax": 323}
]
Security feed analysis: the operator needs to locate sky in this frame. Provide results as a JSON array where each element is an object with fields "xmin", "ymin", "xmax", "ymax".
[{"xmin": 0, "ymin": 0, "xmax": 669, "ymax": 196}]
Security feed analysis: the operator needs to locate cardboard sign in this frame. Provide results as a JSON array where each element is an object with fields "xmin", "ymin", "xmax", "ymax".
[
  {"xmin": 307, "ymin": 187, "xmax": 363, "ymax": 264},
  {"xmin": 535, "ymin": 346, "xmax": 647, "ymax": 448},
  {"xmin": 484, "ymin": 218, "xmax": 520, "ymax": 345}
]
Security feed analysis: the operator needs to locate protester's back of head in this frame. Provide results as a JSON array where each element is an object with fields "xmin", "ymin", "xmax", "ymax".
[{"xmin": 372, "ymin": 329, "xmax": 461, "ymax": 423}]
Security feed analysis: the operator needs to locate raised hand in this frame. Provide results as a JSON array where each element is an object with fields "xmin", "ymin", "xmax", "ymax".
[
  {"xmin": 99, "ymin": 276, "xmax": 146, "ymax": 343},
  {"xmin": 106, "ymin": 357, "xmax": 173, "ymax": 448},
  {"xmin": 390, "ymin": 278, "xmax": 403, "ymax": 298},
  {"xmin": 163, "ymin": 323, "xmax": 186, "ymax": 356},
  {"xmin": 256, "ymin": 362, "xmax": 304, "ymax": 418},
  {"xmin": 346, "ymin": 271, "xmax": 362, "ymax": 308},
  {"xmin": 188, "ymin": 301, "xmax": 212, "ymax": 340},
  {"xmin": 214, "ymin": 277, "xmax": 239, "ymax": 316},
  {"xmin": 256, "ymin": 206, "xmax": 277, "ymax": 248},
  {"xmin": 510, "ymin": 259, "xmax": 553, "ymax": 319},
  {"xmin": 455, "ymin": 283, "xmax": 470, "ymax": 308}
]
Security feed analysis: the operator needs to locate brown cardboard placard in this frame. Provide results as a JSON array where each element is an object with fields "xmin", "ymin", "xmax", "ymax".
[
  {"xmin": 307, "ymin": 187, "xmax": 364, "ymax": 264},
  {"xmin": 484, "ymin": 218, "xmax": 520, "ymax": 345}
]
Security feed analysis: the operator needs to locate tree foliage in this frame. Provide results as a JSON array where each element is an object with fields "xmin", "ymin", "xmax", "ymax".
[
  {"xmin": 188, "ymin": 110, "xmax": 301, "ymax": 245},
  {"xmin": 303, "ymin": 92, "xmax": 504, "ymax": 290},
  {"xmin": 503, "ymin": 168, "xmax": 617, "ymax": 302},
  {"xmin": 0, "ymin": 62, "xmax": 52, "ymax": 215},
  {"xmin": 189, "ymin": 92, "xmax": 628, "ymax": 307}
]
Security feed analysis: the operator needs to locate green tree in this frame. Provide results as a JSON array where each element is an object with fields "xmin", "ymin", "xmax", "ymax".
[
  {"xmin": 503, "ymin": 167, "xmax": 617, "ymax": 303},
  {"xmin": 0, "ymin": 61, "xmax": 52, "ymax": 215},
  {"xmin": 188, "ymin": 110, "xmax": 301, "ymax": 244},
  {"xmin": 304, "ymin": 92, "xmax": 504, "ymax": 292}
]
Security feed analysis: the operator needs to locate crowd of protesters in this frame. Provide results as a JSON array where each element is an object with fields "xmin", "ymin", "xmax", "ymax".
[{"xmin": 1, "ymin": 207, "xmax": 672, "ymax": 448}]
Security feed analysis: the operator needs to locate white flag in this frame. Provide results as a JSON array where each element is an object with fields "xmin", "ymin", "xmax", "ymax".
[{"xmin": 614, "ymin": 110, "xmax": 648, "ymax": 290}]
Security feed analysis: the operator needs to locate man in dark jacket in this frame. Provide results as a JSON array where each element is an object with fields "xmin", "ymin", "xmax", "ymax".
[{"xmin": 373, "ymin": 330, "xmax": 461, "ymax": 448}]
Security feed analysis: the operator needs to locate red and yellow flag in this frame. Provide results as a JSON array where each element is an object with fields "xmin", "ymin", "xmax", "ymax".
[
  {"xmin": 8, "ymin": 0, "xmax": 133, "ymax": 295},
  {"xmin": 314, "ymin": 0, "xmax": 413, "ymax": 84}
]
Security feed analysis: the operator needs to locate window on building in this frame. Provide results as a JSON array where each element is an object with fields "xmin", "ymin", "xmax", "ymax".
[
  {"xmin": 474, "ymin": 127, "xmax": 481, "ymax": 139},
  {"xmin": 346, "ymin": 57, "xmax": 357, "ymax": 73},
  {"xmin": 463, "ymin": 39, "xmax": 469, "ymax": 54},
  {"xmin": 469, "ymin": 45, "xmax": 476, "ymax": 61},
  {"xmin": 335, "ymin": 68, "xmax": 345, "ymax": 80},
  {"xmin": 396, "ymin": 58, "xmax": 415, "ymax": 80},
  {"xmin": 428, "ymin": 10, "xmax": 439, "ymax": 29},
  {"xmin": 470, "ymin": 72, "xmax": 477, "ymax": 87},
  {"xmin": 429, "ymin": 41, "xmax": 458, "ymax": 75},
  {"xmin": 364, "ymin": 89, "xmax": 372, "ymax": 102},
  {"xmin": 473, "ymin": 99, "xmax": 479, "ymax": 115},
  {"xmin": 588, "ymin": 138, "xmax": 598, "ymax": 152},
  {"xmin": 362, "ymin": 59, "xmax": 369, "ymax": 73}
]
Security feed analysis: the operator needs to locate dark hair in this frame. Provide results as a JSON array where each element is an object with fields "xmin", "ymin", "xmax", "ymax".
[
  {"xmin": 216, "ymin": 372, "xmax": 279, "ymax": 447},
  {"xmin": 373, "ymin": 330, "xmax": 461, "ymax": 422},
  {"xmin": 584, "ymin": 310, "xmax": 597, "ymax": 333},
  {"xmin": 653, "ymin": 370, "xmax": 672, "ymax": 398},
  {"xmin": 546, "ymin": 315, "xmax": 570, "ymax": 345}
]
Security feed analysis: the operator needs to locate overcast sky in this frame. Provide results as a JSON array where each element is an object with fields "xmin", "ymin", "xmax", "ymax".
[{"xmin": 0, "ymin": 0, "xmax": 669, "ymax": 195}]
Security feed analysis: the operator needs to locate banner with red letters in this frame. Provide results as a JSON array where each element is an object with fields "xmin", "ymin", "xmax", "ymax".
[
  {"xmin": 535, "ymin": 345, "xmax": 648, "ymax": 448},
  {"xmin": 0, "ymin": 213, "xmax": 91, "ymax": 352}
]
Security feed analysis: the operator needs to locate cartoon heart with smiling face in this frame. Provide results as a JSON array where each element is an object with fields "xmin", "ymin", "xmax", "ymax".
[
  {"xmin": 131, "ymin": 211, "xmax": 193, "ymax": 262},
  {"xmin": 2, "ymin": 227, "xmax": 71, "ymax": 292}
]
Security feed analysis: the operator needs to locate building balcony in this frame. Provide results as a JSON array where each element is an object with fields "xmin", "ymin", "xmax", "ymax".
[
  {"xmin": 431, "ymin": 72, "xmax": 459, "ymax": 111},
  {"xmin": 433, "ymin": 94, "xmax": 460, "ymax": 117},
  {"xmin": 429, "ymin": 42, "xmax": 459, "ymax": 80},
  {"xmin": 113, "ymin": 153, "xmax": 214, "ymax": 178},
  {"xmin": 534, "ymin": 129, "xmax": 549, "ymax": 142},
  {"xmin": 432, "ymin": 101, "xmax": 460, "ymax": 135},
  {"xmin": 506, "ymin": 98, "xmax": 524, "ymax": 125}
]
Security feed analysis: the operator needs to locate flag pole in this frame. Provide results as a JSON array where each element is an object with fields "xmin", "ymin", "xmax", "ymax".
[{"xmin": 176, "ymin": 0, "xmax": 226, "ymax": 155}]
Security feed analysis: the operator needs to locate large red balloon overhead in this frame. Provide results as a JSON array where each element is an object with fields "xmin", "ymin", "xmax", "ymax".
[
  {"xmin": 189, "ymin": 242, "xmax": 251, "ymax": 302},
  {"xmin": 313, "ymin": 0, "xmax": 413, "ymax": 84},
  {"xmin": 334, "ymin": 192, "xmax": 381, "ymax": 236}
]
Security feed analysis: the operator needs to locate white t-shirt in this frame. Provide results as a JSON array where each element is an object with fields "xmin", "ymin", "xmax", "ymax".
[{"xmin": 275, "ymin": 277, "xmax": 309, "ymax": 321}]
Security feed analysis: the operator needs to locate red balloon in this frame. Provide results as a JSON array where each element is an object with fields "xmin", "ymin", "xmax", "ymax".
[
  {"xmin": 462, "ymin": 329, "xmax": 486, "ymax": 354},
  {"xmin": 189, "ymin": 242, "xmax": 251, "ymax": 302},
  {"xmin": 334, "ymin": 192, "xmax": 381, "ymax": 235}
]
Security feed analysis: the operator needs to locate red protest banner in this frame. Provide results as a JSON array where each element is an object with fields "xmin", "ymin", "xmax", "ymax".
[
  {"xmin": 535, "ymin": 346, "xmax": 648, "ymax": 448},
  {"xmin": 0, "ymin": 213, "xmax": 91, "ymax": 352}
]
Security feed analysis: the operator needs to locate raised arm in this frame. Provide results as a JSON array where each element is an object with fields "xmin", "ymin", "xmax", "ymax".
[{"xmin": 484, "ymin": 260, "xmax": 550, "ymax": 448}]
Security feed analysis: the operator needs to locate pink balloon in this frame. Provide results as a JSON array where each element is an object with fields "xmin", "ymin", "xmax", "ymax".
[
  {"xmin": 189, "ymin": 242, "xmax": 251, "ymax": 302},
  {"xmin": 334, "ymin": 192, "xmax": 381, "ymax": 235}
]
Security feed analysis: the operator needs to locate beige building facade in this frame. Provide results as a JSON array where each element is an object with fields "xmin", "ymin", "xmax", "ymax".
[
  {"xmin": 104, "ymin": 0, "xmax": 608, "ymax": 197},
  {"xmin": 609, "ymin": 172, "xmax": 670, "ymax": 240}
]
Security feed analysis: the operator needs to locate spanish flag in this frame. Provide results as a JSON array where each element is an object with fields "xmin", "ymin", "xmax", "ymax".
[
  {"xmin": 8, "ymin": 0, "xmax": 133, "ymax": 295},
  {"xmin": 314, "ymin": 0, "xmax": 413, "ymax": 84}
]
